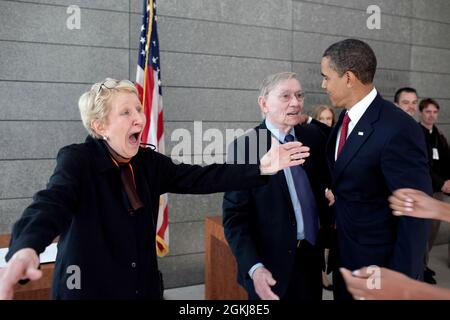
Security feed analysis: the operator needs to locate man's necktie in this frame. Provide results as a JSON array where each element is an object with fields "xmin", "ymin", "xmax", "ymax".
[
  {"xmin": 284, "ymin": 134, "xmax": 319, "ymax": 245},
  {"xmin": 337, "ymin": 113, "xmax": 351, "ymax": 157}
]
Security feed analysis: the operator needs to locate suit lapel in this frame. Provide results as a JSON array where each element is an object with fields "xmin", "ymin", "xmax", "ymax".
[
  {"xmin": 294, "ymin": 125, "xmax": 313, "ymax": 173},
  {"xmin": 331, "ymin": 95, "xmax": 382, "ymax": 185}
]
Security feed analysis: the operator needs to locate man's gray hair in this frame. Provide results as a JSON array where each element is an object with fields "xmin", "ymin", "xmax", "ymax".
[{"xmin": 259, "ymin": 72, "xmax": 299, "ymax": 98}]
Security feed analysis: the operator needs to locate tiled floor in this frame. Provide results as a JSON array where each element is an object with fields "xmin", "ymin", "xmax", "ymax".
[
  {"xmin": 164, "ymin": 244, "xmax": 450, "ymax": 300},
  {"xmin": 164, "ymin": 284, "xmax": 205, "ymax": 300},
  {"xmin": 429, "ymin": 243, "xmax": 450, "ymax": 289}
]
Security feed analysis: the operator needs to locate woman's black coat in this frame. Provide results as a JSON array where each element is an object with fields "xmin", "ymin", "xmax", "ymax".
[{"xmin": 6, "ymin": 136, "xmax": 265, "ymax": 299}]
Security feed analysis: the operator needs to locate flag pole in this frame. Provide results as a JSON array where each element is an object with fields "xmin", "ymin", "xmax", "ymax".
[{"xmin": 142, "ymin": 0, "xmax": 154, "ymax": 112}]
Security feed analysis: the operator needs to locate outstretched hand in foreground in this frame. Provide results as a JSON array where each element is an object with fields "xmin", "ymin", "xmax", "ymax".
[{"xmin": 259, "ymin": 137, "xmax": 310, "ymax": 175}]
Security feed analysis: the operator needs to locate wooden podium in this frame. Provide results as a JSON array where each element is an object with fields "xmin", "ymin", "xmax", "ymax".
[
  {"xmin": 0, "ymin": 234, "xmax": 54, "ymax": 300},
  {"xmin": 204, "ymin": 216, "xmax": 247, "ymax": 300}
]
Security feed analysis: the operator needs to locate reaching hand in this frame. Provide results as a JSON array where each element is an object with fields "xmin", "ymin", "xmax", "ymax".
[
  {"xmin": 259, "ymin": 137, "xmax": 310, "ymax": 175},
  {"xmin": 297, "ymin": 114, "xmax": 310, "ymax": 125},
  {"xmin": 341, "ymin": 266, "xmax": 450, "ymax": 300},
  {"xmin": 252, "ymin": 267, "xmax": 280, "ymax": 300},
  {"xmin": 442, "ymin": 180, "xmax": 450, "ymax": 194},
  {"xmin": 389, "ymin": 188, "xmax": 450, "ymax": 222},
  {"xmin": 0, "ymin": 248, "xmax": 42, "ymax": 300},
  {"xmin": 340, "ymin": 266, "xmax": 413, "ymax": 300}
]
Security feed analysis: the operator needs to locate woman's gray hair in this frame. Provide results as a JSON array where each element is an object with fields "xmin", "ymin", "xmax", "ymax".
[
  {"xmin": 78, "ymin": 78, "xmax": 139, "ymax": 138},
  {"xmin": 259, "ymin": 72, "xmax": 299, "ymax": 98}
]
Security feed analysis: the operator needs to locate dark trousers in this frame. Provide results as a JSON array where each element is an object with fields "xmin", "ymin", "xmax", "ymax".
[
  {"xmin": 328, "ymin": 245, "xmax": 353, "ymax": 301},
  {"xmin": 283, "ymin": 240, "xmax": 323, "ymax": 302},
  {"xmin": 332, "ymin": 266, "xmax": 353, "ymax": 300}
]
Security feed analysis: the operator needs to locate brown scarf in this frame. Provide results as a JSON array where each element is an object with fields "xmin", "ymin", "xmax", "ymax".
[{"xmin": 103, "ymin": 141, "xmax": 144, "ymax": 212}]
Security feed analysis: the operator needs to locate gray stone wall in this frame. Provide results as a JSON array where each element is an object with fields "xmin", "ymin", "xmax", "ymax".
[{"xmin": 1, "ymin": 0, "xmax": 449, "ymax": 289}]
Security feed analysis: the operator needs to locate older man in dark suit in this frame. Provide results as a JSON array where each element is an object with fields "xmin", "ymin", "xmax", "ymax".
[
  {"xmin": 223, "ymin": 72, "xmax": 333, "ymax": 301},
  {"xmin": 320, "ymin": 39, "xmax": 432, "ymax": 300}
]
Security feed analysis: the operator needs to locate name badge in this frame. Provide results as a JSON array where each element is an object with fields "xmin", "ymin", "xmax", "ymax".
[{"xmin": 432, "ymin": 148, "xmax": 439, "ymax": 160}]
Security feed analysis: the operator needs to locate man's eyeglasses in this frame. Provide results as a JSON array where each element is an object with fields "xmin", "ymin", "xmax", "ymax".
[{"xmin": 277, "ymin": 91, "xmax": 305, "ymax": 103}]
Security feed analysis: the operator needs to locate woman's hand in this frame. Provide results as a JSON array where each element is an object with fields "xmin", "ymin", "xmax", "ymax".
[
  {"xmin": 0, "ymin": 248, "xmax": 42, "ymax": 300},
  {"xmin": 341, "ymin": 265, "xmax": 450, "ymax": 300},
  {"xmin": 389, "ymin": 188, "xmax": 450, "ymax": 222},
  {"xmin": 259, "ymin": 138, "xmax": 310, "ymax": 175},
  {"xmin": 340, "ymin": 266, "xmax": 414, "ymax": 300}
]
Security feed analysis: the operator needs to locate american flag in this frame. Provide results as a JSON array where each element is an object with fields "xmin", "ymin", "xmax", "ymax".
[{"xmin": 135, "ymin": 0, "xmax": 169, "ymax": 257}]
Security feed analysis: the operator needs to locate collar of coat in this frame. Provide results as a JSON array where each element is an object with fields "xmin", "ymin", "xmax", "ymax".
[{"xmin": 84, "ymin": 135, "xmax": 143, "ymax": 174}]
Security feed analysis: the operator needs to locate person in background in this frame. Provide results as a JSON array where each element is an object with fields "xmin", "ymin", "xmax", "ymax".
[
  {"xmin": 0, "ymin": 78, "xmax": 308, "ymax": 300},
  {"xmin": 312, "ymin": 104, "xmax": 336, "ymax": 128},
  {"xmin": 419, "ymin": 98, "xmax": 450, "ymax": 195},
  {"xmin": 418, "ymin": 98, "xmax": 450, "ymax": 278},
  {"xmin": 394, "ymin": 87, "xmax": 419, "ymax": 118},
  {"xmin": 394, "ymin": 89, "xmax": 443, "ymax": 284},
  {"xmin": 341, "ymin": 188, "xmax": 450, "ymax": 300}
]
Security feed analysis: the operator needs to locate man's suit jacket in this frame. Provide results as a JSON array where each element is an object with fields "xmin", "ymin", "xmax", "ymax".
[
  {"xmin": 327, "ymin": 94, "xmax": 432, "ymax": 280},
  {"xmin": 420, "ymin": 124, "xmax": 450, "ymax": 193},
  {"xmin": 222, "ymin": 120, "xmax": 331, "ymax": 298}
]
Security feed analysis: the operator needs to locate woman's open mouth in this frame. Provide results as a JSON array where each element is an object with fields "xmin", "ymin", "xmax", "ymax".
[{"xmin": 128, "ymin": 131, "xmax": 141, "ymax": 146}]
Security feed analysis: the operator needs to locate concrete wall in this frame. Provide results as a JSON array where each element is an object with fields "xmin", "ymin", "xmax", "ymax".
[{"xmin": 1, "ymin": 0, "xmax": 450, "ymax": 289}]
